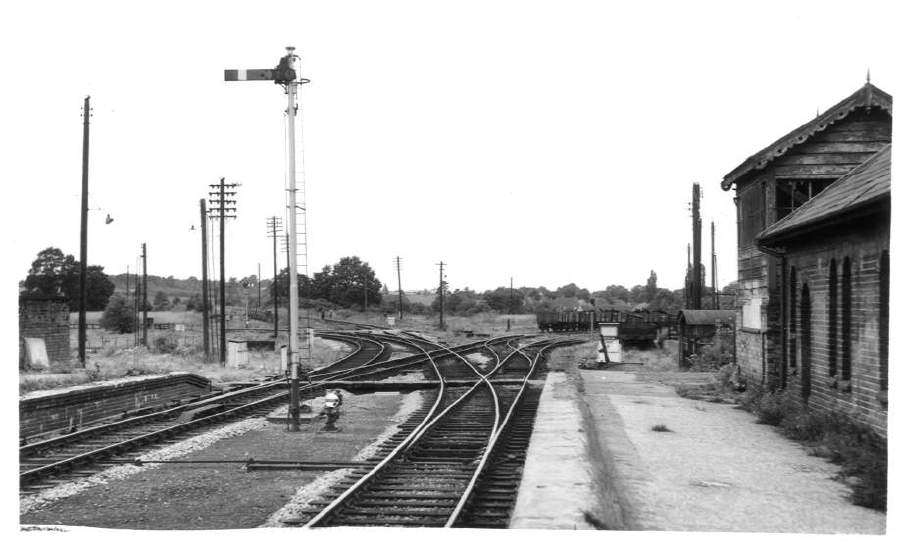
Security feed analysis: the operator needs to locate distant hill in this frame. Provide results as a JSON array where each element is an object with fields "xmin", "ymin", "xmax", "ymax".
[{"xmin": 108, "ymin": 274, "xmax": 205, "ymax": 300}]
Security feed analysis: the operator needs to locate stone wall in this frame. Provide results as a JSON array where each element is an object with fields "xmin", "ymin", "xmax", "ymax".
[{"xmin": 19, "ymin": 295, "xmax": 70, "ymax": 368}]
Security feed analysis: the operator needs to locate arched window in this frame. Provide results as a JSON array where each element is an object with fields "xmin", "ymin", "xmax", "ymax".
[
  {"xmin": 828, "ymin": 259, "xmax": 837, "ymax": 377},
  {"xmin": 801, "ymin": 284, "xmax": 812, "ymax": 401},
  {"xmin": 789, "ymin": 267, "xmax": 797, "ymax": 373},
  {"xmin": 841, "ymin": 257, "xmax": 852, "ymax": 381},
  {"xmin": 880, "ymin": 251, "xmax": 889, "ymax": 391}
]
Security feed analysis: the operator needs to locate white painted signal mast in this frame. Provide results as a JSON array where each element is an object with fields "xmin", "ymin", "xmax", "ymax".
[{"xmin": 225, "ymin": 47, "xmax": 310, "ymax": 431}]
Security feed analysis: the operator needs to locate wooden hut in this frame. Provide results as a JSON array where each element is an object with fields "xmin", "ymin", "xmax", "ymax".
[{"xmin": 677, "ymin": 310, "xmax": 735, "ymax": 369}]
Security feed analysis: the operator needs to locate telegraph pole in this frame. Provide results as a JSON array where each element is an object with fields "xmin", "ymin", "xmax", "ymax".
[
  {"xmin": 711, "ymin": 221, "xmax": 719, "ymax": 310},
  {"xmin": 209, "ymin": 178, "xmax": 238, "ymax": 365},
  {"xmin": 267, "ymin": 216, "xmax": 283, "ymax": 340},
  {"xmin": 141, "ymin": 244, "xmax": 147, "ymax": 347},
  {"xmin": 225, "ymin": 47, "xmax": 311, "ymax": 431},
  {"xmin": 257, "ymin": 263, "xmax": 261, "ymax": 311},
  {"xmin": 395, "ymin": 256, "xmax": 403, "ymax": 319},
  {"xmin": 200, "ymin": 199, "xmax": 210, "ymax": 360},
  {"xmin": 507, "ymin": 277, "xmax": 513, "ymax": 331},
  {"xmin": 126, "ymin": 265, "xmax": 130, "ymax": 295},
  {"xmin": 692, "ymin": 183, "xmax": 702, "ymax": 310},
  {"xmin": 133, "ymin": 264, "xmax": 139, "ymax": 346},
  {"xmin": 437, "ymin": 261, "xmax": 445, "ymax": 329},
  {"xmin": 363, "ymin": 270, "xmax": 368, "ymax": 313},
  {"xmin": 78, "ymin": 96, "xmax": 91, "ymax": 367}
]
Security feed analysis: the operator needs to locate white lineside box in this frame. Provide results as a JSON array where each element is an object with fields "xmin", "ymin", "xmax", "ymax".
[
  {"xmin": 227, "ymin": 341, "xmax": 249, "ymax": 368},
  {"xmin": 596, "ymin": 323, "xmax": 622, "ymax": 363}
]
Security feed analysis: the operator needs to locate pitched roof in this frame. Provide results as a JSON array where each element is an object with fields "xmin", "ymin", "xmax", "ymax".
[
  {"xmin": 678, "ymin": 310, "xmax": 735, "ymax": 326},
  {"xmin": 721, "ymin": 83, "xmax": 892, "ymax": 190},
  {"xmin": 757, "ymin": 145, "xmax": 891, "ymax": 244}
]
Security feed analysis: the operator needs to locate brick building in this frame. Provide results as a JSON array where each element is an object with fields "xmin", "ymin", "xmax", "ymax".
[
  {"xmin": 757, "ymin": 146, "xmax": 890, "ymax": 436},
  {"xmin": 19, "ymin": 295, "xmax": 71, "ymax": 368},
  {"xmin": 720, "ymin": 82, "xmax": 891, "ymax": 434}
]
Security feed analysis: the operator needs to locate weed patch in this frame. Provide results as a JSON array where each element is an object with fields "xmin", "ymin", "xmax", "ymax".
[
  {"xmin": 651, "ymin": 424, "xmax": 672, "ymax": 432},
  {"xmin": 739, "ymin": 386, "xmax": 886, "ymax": 511}
]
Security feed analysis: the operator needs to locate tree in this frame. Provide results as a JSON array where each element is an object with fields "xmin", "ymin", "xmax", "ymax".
[
  {"xmin": 185, "ymin": 293, "xmax": 205, "ymax": 312},
  {"xmin": 483, "ymin": 286, "xmax": 525, "ymax": 314},
  {"xmin": 328, "ymin": 257, "xmax": 381, "ymax": 308},
  {"xmin": 646, "ymin": 270, "xmax": 658, "ymax": 302},
  {"xmin": 23, "ymin": 247, "xmax": 115, "ymax": 310},
  {"xmin": 153, "ymin": 290, "xmax": 170, "ymax": 311},
  {"xmin": 268, "ymin": 257, "xmax": 381, "ymax": 309},
  {"xmin": 100, "ymin": 295, "xmax": 135, "ymax": 333}
]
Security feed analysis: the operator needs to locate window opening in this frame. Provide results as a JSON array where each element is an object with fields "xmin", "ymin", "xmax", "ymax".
[
  {"xmin": 828, "ymin": 259, "xmax": 837, "ymax": 377},
  {"xmin": 879, "ymin": 251, "xmax": 889, "ymax": 391},
  {"xmin": 789, "ymin": 267, "xmax": 797, "ymax": 373},
  {"xmin": 774, "ymin": 179, "xmax": 835, "ymax": 221},
  {"xmin": 800, "ymin": 284, "xmax": 812, "ymax": 401},
  {"xmin": 841, "ymin": 257, "xmax": 852, "ymax": 381}
]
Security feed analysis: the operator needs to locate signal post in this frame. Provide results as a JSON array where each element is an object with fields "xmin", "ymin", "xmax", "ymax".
[{"xmin": 225, "ymin": 48, "xmax": 310, "ymax": 431}]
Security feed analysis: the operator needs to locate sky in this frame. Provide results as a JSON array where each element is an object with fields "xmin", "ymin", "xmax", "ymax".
[{"xmin": 3, "ymin": 0, "xmax": 898, "ymax": 295}]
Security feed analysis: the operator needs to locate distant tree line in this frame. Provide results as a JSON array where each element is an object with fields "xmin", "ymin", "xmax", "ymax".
[{"xmin": 428, "ymin": 270, "xmax": 736, "ymax": 317}]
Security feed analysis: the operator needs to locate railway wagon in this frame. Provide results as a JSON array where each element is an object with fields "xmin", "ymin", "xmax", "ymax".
[{"xmin": 536, "ymin": 309, "xmax": 676, "ymax": 345}]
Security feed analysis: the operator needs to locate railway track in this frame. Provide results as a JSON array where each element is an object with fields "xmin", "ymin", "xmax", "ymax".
[
  {"xmin": 18, "ymin": 333, "xmax": 512, "ymax": 493},
  {"xmin": 294, "ymin": 337, "xmax": 578, "ymax": 528},
  {"xmin": 18, "ymin": 332, "xmax": 393, "ymax": 492}
]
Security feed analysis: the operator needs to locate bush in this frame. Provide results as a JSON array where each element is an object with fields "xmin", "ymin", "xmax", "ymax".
[
  {"xmin": 152, "ymin": 334, "xmax": 179, "ymax": 354},
  {"xmin": 691, "ymin": 335, "xmax": 734, "ymax": 372},
  {"xmin": 100, "ymin": 296, "xmax": 135, "ymax": 334},
  {"xmin": 754, "ymin": 390, "xmax": 794, "ymax": 425}
]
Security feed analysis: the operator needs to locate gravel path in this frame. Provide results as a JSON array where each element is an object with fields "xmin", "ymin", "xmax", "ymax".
[
  {"xmin": 261, "ymin": 389, "xmax": 425, "ymax": 526},
  {"xmin": 21, "ymin": 416, "xmax": 269, "ymax": 515},
  {"xmin": 580, "ymin": 370, "xmax": 886, "ymax": 533},
  {"xmin": 20, "ymin": 390, "xmax": 412, "ymax": 529}
]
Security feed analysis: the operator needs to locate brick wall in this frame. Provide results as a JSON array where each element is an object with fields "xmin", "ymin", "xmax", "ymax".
[
  {"xmin": 782, "ymin": 226, "xmax": 889, "ymax": 437},
  {"xmin": 19, "ymin": 296, "xmax": 71, "ymax": 367},
  {"xmin": 20, "ymin": 373, "xmax": 213, "ymax": 439}
]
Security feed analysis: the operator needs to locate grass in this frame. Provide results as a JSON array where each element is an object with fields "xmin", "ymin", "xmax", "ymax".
[
  {"xmin": 650, "ymin": 424, "xmax": 672, "ymax": 432},
  {"xmin": 21, "ymin": 333, "xmax": 353, "ymax": 396},
  {"xmin": 331, "ymin": 310, "xmax": 539, "ymax": 347},
  {"xmin": 739, "ymin": 386, "xmax": 887, "ymax": 511},
  {"xmin": 623, "ymin": 342, "xmax": 678, "ymax": 372}
]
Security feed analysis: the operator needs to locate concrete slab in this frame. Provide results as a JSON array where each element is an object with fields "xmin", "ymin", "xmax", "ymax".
[
  {"xmin": 580, "ymin": 370, "xmax": 886, "ymax": 533},
  {"xmin": 510, "ymin": 353, "xmax": 886, "ymax": 533},
  {"xmin": 509, "ymin": 371, "xmax": 595, "ymax": 529}
]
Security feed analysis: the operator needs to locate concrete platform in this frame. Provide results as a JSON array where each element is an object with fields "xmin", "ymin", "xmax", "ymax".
[{"xmin": 510, "ymin": 364, "xmax": 887, "ymax": 533}]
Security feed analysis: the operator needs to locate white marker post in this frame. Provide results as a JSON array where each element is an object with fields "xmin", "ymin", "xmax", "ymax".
[{"xmin": 225, "ymin": 47, "xmax": 310, "ymax": 432}]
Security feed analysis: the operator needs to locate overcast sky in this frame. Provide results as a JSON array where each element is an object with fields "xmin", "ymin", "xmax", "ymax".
[{"xmin": 3, "ymin": 0, "xmax": 897, "ymax": 294}]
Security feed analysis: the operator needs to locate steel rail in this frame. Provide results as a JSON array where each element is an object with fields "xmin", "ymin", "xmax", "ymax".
[
  {"xmin": 303, "ymin": 337, "xmax": 522, "ymax": 527},
  {"xmin": 20, "ymin": 334, "xmax": 397, "ymax": 485},
  {"xmin": 399, "ymin": 342, "xmax": 498, "ymax": 452},
  {"xmin": 311, "ymin": 336, "xmax": 519, "ymax": 383},
  {"xmin": 302, "ymin": 338, "xmax": 448, "ymax": 528},
  {"xmin": 444, "ymin": 338, "xmax": 572, "ymax": 527},
  {"xmin": 20, "ymin": 332, "xmax": 378, "ymax": 456}
]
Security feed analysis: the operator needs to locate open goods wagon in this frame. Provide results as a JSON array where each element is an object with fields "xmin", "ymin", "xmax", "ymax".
[{"xmin": 535, "ymin": 309, "xmax": 676, "ymax": 344}]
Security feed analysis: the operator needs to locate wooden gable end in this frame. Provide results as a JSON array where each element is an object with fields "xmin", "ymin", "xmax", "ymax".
[{"xmin": 768, "ymin": 109, "xmax": 891, "ymax": 179}]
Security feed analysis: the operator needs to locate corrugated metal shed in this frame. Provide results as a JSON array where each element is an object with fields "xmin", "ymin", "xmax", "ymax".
[
  {"xmin": 758, "ymin": 144, "xmax": 891, "ymax": 244},
  {"xmin": 678, "ymin": 310, "xmax": 735, "ymax": 326}
]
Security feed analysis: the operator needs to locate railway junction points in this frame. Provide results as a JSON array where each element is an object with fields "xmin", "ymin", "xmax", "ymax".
[{"xmin": 18, "ymin": 324, "xmax": 885, "ymax": 534}]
